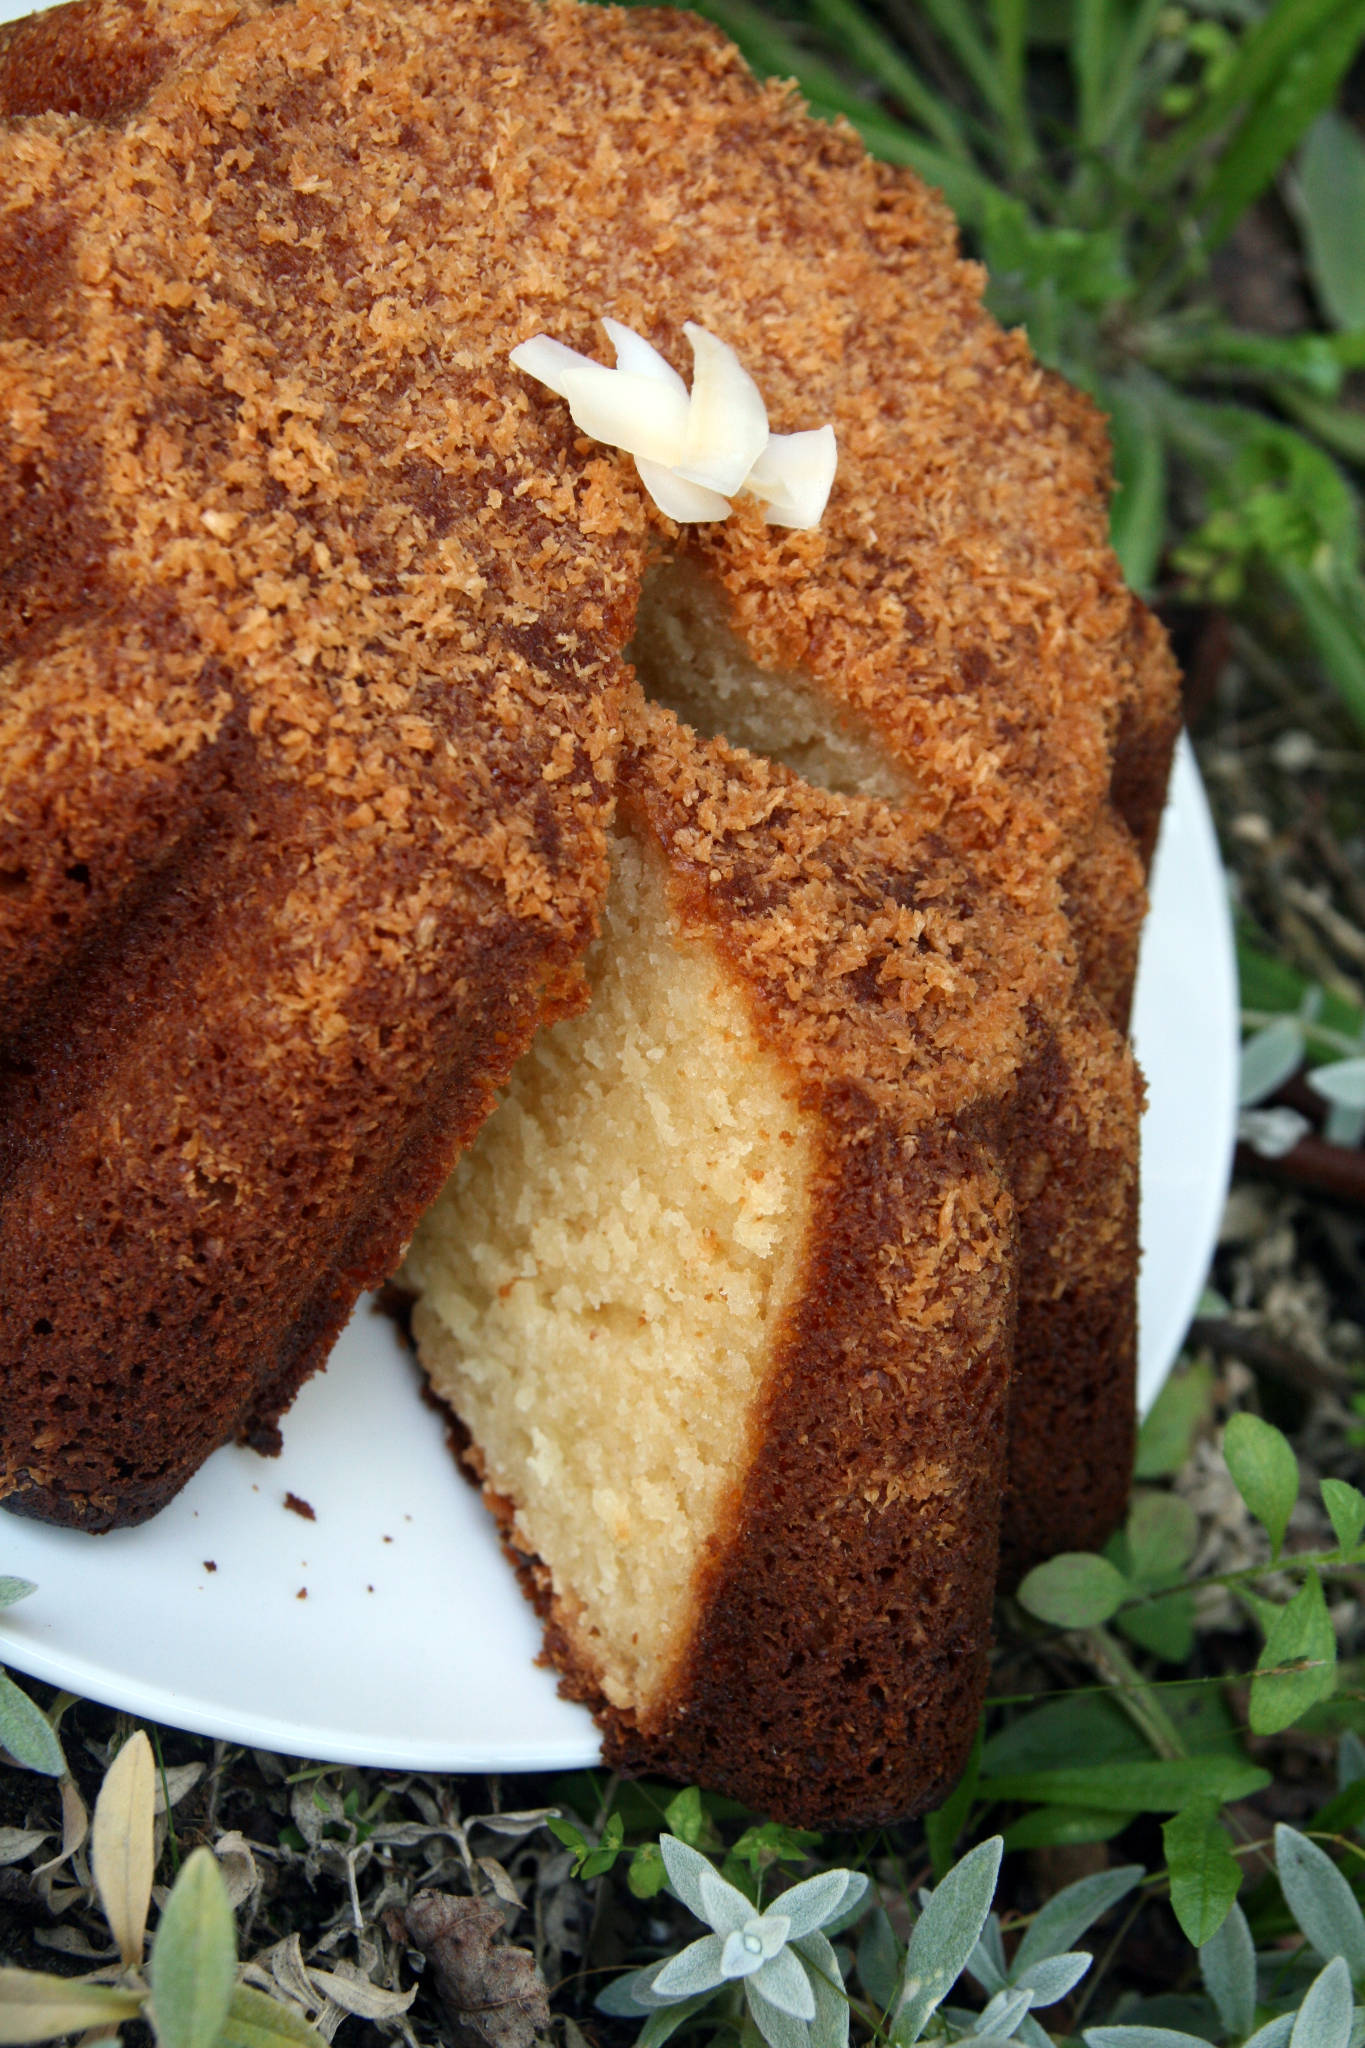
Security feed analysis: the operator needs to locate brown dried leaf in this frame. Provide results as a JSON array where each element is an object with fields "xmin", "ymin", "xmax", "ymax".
[{"xmin": 405, "ymin": 1893, "xmax": 550, "ymax": 2048}]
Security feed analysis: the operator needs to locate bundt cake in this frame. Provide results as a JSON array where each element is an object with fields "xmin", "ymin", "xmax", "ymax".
[{"xmin": 0, "ymin": 0, "xmax": 1179, "ymax": 1818}]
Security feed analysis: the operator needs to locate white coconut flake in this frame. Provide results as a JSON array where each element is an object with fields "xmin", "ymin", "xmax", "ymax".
[{"xmin": 510, "ymin": 317, "xmax": 837, "ymax": 528}]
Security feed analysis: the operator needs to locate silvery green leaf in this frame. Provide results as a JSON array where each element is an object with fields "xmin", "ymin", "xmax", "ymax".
[
  {"xmin": 699, "ymin": 1866, "xmax": 754, "ymax": 1938},
  {"xmin": 1011, "ymin": 1951, "xmax": 1090, "ymax": 2006},
  {"xmin": 794, "ymin": 1929, "xmax": 849, "ymax": 2048},
  {"xmin": 745, "ymin": 1975, "xmax": 811, "ymax": 2048},
  {"xmin": 1239, "ymin": 1018, "xmax": 1305, "ymax": 1106},
  {"xmin": 1308, "ymin": 1058, "xmax": 1365, "ymax": 1112},
  {"xmin": 216, "ymin": 1983, "xmax": 329, "ymax": 2048},
  {"xmin": 0, "ymin": 1676, "xmax": 64, "ymax": 1779},
  {"xmin": 1238, "ymin": 1108, "xmax": 1311, "ymax": 1159},
  {"xmin": 1340, "ymin": 1729, "xmax": 1365, "ymax": 1791},
  {"xmin": 660, "ymin": 1835, "xmax": 719, "ymax": 1921},
  {"xmin": 1275, "ymin": 1825, "xmax": 1365, "ymax": 1979},
  {"xmin": 1198, "ymin": 1902, "xmax": 1256, "ymax": 2038},
  {"xmin": 975, "ymin": 1987, "xmax": 1033, "ymax": 2036},
  {"xmin": 1013, "ymin": 1866, "xmax": 1143, "ymax": 1975},
  {"xmin": 636, "ymin": 1993, "xmax": 718, "ymax": 2048},
  {"xmin": 1243, "ymin": 2018, "xmax": 1295, "ymax": 2048},
  {"xmin": 1291, "ymin": 1954, "xmax": 1354, "ymax": 2048},
  {"xmin": 147, "ymin": 1846, "xmax": 237, "ymax": 2048},
  {"xmin": 595, "ymin": 1968, "xmax": 662, "ymax": 2016},
  {"xmin": 779, "ymin": 1869, "xmax": 865, "ymax": 1940},
  {"xmin": 894, "ymin": 1836, "xmax": 1003, "ymax": 2043},
  {"xmin": 1014, "ymin": 2016, "xmax": 1054, "ymax": 2048},
  {"xmin": 856, "ymin": 1908, "xmax": 901, "ymax": 2012},
  {"xmin": 1015, "ymin": 1552, "xmax": 1129, "ymax": 1628},
  {"xmin": 1082, "ymin": 2029, "xmax": 1216, "ymax": 2046},
  {"xmin": 968, "ymin": 1913, "xmax": 1008, "ymax": 1995},
  {"xmin": 0, "ymin": 1580, "xmax": 36, "ymax": 1610},
  {"xmin": 753, "ymin": 1946, "xmax": 815, "ymax": 2021},
  {"xmin": 650, "ymin": 1934, "xmax": 728, "ymax": 2000}
]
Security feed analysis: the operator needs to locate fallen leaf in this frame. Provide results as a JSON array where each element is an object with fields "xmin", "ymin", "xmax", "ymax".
[{"xmin": 404, "ymin": 1893, "xmax": 550, "ymax": 2048}]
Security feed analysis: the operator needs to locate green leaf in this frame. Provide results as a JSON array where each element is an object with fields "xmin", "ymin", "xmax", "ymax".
[
  {"xmin": 1117, "ymin": 1590, "xmax": 1197, "ymax": 1665},
  {"xmin": 1322, "ymin": 1478, "xmax": 1365, "ymax": 1556},
  {"xmin": 0, "ymin": 1971, "xmax": 142, "ymax": 2045},
  {"xmin": 978, "ymin": 1756, "xmax": 1271, "ymax": 1813},
  {"xmin": 1249, "ymin": 1571, "xmax": 1338, "ymax": 1735},
  {"xmin": 0, "ymin": 1674, "xmax": 64, "ymax": 1779},
  {"xmin": 1126, "ymin": 1494, "xmax": 1199, "ymax": 1587},
  {"xmin": 1223, "ymin": 1412, "xmax": 1299, "ymax": 1558},
  {"xmin": 1162, "ymin": 1798, "xmax": 1242, "ymax": 1946},
  {"xmin": 924, "ymin": 1719, "xmax": 982, "ymax": 1882},
  {"xmin": 662, "ymin": 1787, "xmax": 705, "ymax": 1848},
  {"xmin": 1106, "ymin": 380, "xmax": 1167, "ymax": 596},
  {"xmin": 1135, "ymin": 1361, "xmax": 1216, "ymax": 1480},
  {"xmin": 1198, "ymin": 2, "xmax": 1365, "ymax": 251},
  {"xmin": 147, "ymin": 1846, "xmax": 238, "ymax": 2048},
  {"xmin": 856, "ymin": 1907, "xmax": 903, "ymax": 2015},
  {"xmin": 216, "ymin": 1986, "xmax": 329, "ymax": 2048},
  {"xmin": 0, "ymin": 1580, "xmax": 37, "ymax": 1611},
  {"xmin": 893, "ymin": 1836, "xmax": 1002, "ymax": 2044},
  {"xmin": 1016, "ymin": 1553, "xmax": 1130, "ymax": 1628},
  {"xmin": 579, "ymin": 1810, "xmax": 625, "ymax": 1878},
  {"xmin": 1000, "ymin": 1804, "xmax": 1131, "ymax": 1851},
  {"xmin": 1294, "ymin": 111, "xmax": 1365, "ymax": 329},
  {"xmin": 627, "ymin": 1841, "xmax": 667, "ymax": 1899},
  {"xmin": 1279, "ymin": 562, "xmax": 1365, "ymax": 742}
]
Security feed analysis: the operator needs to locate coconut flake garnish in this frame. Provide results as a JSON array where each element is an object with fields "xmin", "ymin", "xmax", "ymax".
[{"xmin": 509, "ymin": 319, "xmax": 837, "ymax": 529}]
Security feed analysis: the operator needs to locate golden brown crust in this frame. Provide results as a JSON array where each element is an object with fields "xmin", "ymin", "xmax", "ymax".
[{"xmin": 1, "ymin": 0, "xmax": 1173, "ymax": 1644}]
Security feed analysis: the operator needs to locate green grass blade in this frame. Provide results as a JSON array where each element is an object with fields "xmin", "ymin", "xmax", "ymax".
[
  {"xmin": 1198, "ymin": 0, "xmax": 1365, "ymax": 251},
  {"xmin": 990, "ymin": 0, "xmax": 1036, "ymax": 170},
  {"xmin": 1073, "ymin": 0, "xmax": 1111, "ymax": 146},
  {"xmin": 1094, "ymin": 0, "xmax": 1168, "ymax": 149},
  {"xmin": 1278, "ymin": 561, "xmax": 1365, "ymax": 739},
  {"xmin": 1273, "ymin": 383, "xmax": 1365, "ymax": 466},
  {"xmin": 895, "ymin": 0, "xmax": 1003, "ymax": 117},
  {"xmin": 1141, "ymin": 0, "xmax": 1360, "ymax": 201},
  {"xmin": 804, "ymin": 0, "xmax": 972, "ymax": 158},
  {"xmin": 1105, "ymin": 377, "xmax": 1168, "ymax": 594},
  {"xmin": 803, "ymin": 100, "xmax": 1007, "ymax": 225}
]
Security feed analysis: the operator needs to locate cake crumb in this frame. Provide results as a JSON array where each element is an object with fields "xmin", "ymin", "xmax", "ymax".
[
  {"xmin": 297, "ymin": 1587, "xmax": 308, "ymax": 1599},
  {"xmin": 204, "ymin": 1560, "xmax": 217, "ymax": 1572},
  {"xmin": 284, "ymin": 1492, "xmax": 316, "ymax": 1520}
]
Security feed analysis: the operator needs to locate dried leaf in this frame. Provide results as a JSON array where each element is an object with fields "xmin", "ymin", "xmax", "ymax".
[
  {"xmin": 0, "ymin": 1968, "xmax": 141, "ymax": 2044},
  {"xmin": 0, "ymin": 1830, "xmax": 50, "ymax": 1866},
  {"xmin": 154, "ymin": 1764, "xmax": 206, "ymax": 1816},
  {"xmin": 92, "ymin": 1730, "xmax": 155, "ymax": 1967},
  {"xmin": 34, "ymin": 1777, "xmax": 89, "ymax": 1891},
  {"xmin": 405, "ymin": 1893, "xmax": 551, "ymax": 2048},
  {"xmin": 214, "ymin": 1833, "xmax": 262, "ymax": 1913},
  {"xmin": 305, "ymin": 1966, "xmax": 415, "ymax": 2022},
  {"xmin": 477, "ymin": 1858, "xmax": 524, "ymax": 1909}
]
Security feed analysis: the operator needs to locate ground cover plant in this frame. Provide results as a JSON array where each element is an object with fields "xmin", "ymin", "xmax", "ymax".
[{"xmin": 3, "ymin": 0, "xmax": 1365, "ymax": 2042}]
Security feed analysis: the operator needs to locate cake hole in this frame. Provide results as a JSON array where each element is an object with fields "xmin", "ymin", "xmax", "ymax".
[
  {"xmin": 403, "ymin": 823, "xmax": 817, "ymax": 1719},
  {"xmin": 628, "ymin": 557, "xmax": 918, "ymax": 808},
  {"xmin": 64, "ymin": 862, "xmax": 91, "ymax": 887},
  {"xmin": 0, "ymin": 869, "xmax": 30, "ymax": 896},
  {"xmin": 31, "ymin": 1317, "xmax": 52, "ymax": 1335}
]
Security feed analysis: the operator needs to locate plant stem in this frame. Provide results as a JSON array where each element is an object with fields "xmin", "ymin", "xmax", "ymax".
[{"xmin": 1078, "ymin": 1626, "xmax": 1191, "ymax": 1760}]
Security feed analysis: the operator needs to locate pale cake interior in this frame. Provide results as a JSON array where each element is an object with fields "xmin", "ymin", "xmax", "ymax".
[
  {"xmin": 630, "ymin": 557, "xmax": 917, "ymax": 806},
  {"xmin": 403, "ymin": 825, "xmax": 816, "ymax": 1718}
]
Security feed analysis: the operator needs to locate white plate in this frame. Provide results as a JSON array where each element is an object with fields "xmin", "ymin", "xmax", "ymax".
[{"xmin": 0, "ymin": 736, "xmax": 1236, "ymax": 1770}]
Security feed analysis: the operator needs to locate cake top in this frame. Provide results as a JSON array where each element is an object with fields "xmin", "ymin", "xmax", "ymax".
[{"xmin": 3, "ymin": 0, "xmax": 1164, "ymax": 985}]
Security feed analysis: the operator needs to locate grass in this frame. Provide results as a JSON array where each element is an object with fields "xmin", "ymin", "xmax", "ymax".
[{"xmin": 3, "ymin": 1, "xmax": 1365, "ymax": 2044}]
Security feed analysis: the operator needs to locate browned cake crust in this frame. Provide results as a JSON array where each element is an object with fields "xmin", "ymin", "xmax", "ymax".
[{"xmin": 1, "ymin": 0, "xmax": 1173, "ymax": 1617}]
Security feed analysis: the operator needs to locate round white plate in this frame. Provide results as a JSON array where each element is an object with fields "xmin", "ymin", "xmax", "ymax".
[{"xmin": 0, "ymin": 736, "xmax": 1237, "ymax": 1771}]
